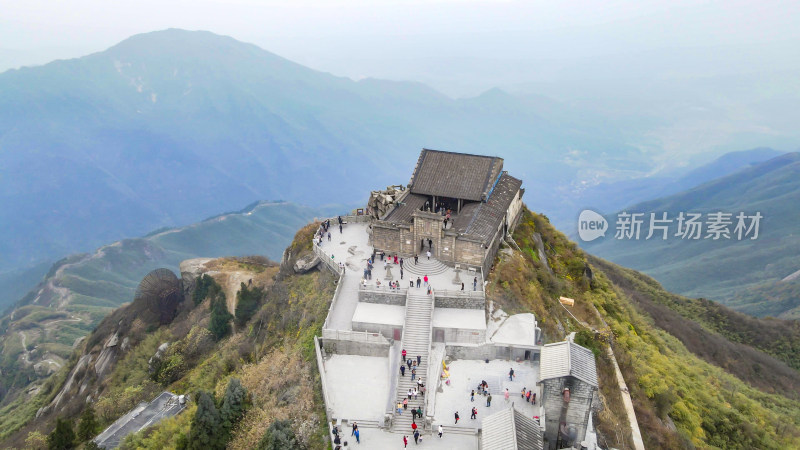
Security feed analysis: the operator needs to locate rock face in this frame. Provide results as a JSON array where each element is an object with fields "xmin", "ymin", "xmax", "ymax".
[
  {"xmin": 180, "ymin": 258, "xmax": 214, "ymax": 294},
  {"xmin": 293, "ymin": 253, "xmax": 320, "ymax": 274},
  {"xmin": 148, "ymin": 342, "xmax": 170, "ymax": 375},
  {"xmin": 531, "ymin": 233, "xmax": 553, "ymax": 274}
]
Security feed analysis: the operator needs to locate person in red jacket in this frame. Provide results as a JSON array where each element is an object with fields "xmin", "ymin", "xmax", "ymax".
[{"xmin": 403, "ymin": 435, "xmax": 408, "ymax": 448}]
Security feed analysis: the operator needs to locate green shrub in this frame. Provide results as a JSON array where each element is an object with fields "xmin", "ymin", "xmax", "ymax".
[
  {"xmin": 257, "ymin": 420, "xmax": 303, "ymax": 450},
  {"xmin": 235, "ymin": 283, "xmax": 264, "ymax": 327}
]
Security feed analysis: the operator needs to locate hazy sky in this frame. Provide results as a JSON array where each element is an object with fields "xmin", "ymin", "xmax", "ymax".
[{"xmin": 3, "ymin": 0, "xmax": 799, "ymax": 97}]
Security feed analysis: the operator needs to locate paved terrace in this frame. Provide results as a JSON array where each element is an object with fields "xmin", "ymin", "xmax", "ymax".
[{"xmin": 317, "ymin": 221, "xmax": 484, "ymax": 331}]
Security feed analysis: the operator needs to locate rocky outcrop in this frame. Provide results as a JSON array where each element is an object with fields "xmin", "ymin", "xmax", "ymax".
[
  {"xmin": 293, "ymin": 253, "xmax": 320, "ymax": 274},
  {"xmin": 531, "ymin": 232, "xmax": 553, "ymax": 274}
]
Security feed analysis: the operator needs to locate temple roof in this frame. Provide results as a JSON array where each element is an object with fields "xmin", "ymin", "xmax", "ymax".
[{"xmin": 409, "ymin": 149, "xmax": 504, "ymax": 201}]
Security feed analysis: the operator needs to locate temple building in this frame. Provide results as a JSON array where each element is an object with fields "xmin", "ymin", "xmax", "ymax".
[{"xmin": 369, "ymin": 149, "xmax": 524, "ymax": 274}]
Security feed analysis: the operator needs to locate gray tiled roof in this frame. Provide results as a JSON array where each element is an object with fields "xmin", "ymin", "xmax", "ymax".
[
  {"xmin": 482, "ymin": 405, "xmax": 543, "ymax": 450},
  {"xmin": 409, "ymin": 149, "xmax": 503, "ymax": 201},
  {"xmin": 455, "ymin": 173, "xmax": 522, "ymax": 242},
  {"xmin": 382, "ymin": 192, "xmax": 429, "ymax": 223},
  {"xmin": 539, "ymin": 341, "xmax": 599, "ymax": 387},
  {"xmin": 382, "ymin": 172, "xmax": 522, "ymax": 244}
]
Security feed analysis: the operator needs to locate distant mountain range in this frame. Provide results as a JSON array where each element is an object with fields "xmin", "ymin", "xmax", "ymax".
[
  {"xmin": 0, "ymin": 28, "xmax": 656, "ymax": 276},
  {"xmin": 584, "ymin": 152, "xmax": 800, "ymax": 317}
]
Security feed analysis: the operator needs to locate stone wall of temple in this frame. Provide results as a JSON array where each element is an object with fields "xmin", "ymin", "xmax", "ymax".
[{"xmin": 540, "ymin": 376, "xmax": 595, "ymax": 449}]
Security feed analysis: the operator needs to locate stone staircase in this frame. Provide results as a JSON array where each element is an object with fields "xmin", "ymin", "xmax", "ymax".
[
  {"xmin": 391, "ymin": 291, "xmax": 433, "ymax": 433},
  {"xmin": 403, "ymin": 258, "xmax": 450, "ymax": 276}
]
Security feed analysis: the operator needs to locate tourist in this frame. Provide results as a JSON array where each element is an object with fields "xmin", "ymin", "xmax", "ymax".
[
  {"xmin": 461, "ymin": 282, "xmax": 464, "ymax": 291},
  {"xmin": 411, "ymin": 421, "xmax": 417, "ymax": 432},
  {"xmin": 400, "ymin": 365, "xmax": 405, "ymax": 377},
  {"xmin": 416, "ymin": 355, "xmax": 421, "ymax": 365},
  {"xmin": 427, "ymin": 286, "xmax": 432, "ymax": 295},
  {"xmin": 423, "ymin": 275, "xmax": 429, "ymax": 286},
  {"xmin": 533, "ymin": 392, "xmax": 536, "ymax": 404},
  {"xmin": 486, "ymin": 393, "xmax": 492, "ymax": 407},
  {"xmin": 521, "ymin": 387, "xmax": 526, "ymax": 398},
  {"xmin": 509, "ymin": 367, "xmax": 515, "ymax": 381},
  {"xmin": 505, "ymin": 388, "xmax": 510, "ymax": 403},
  {"xmin": 352, "ymin": 422, "xmax": 358, "ymax": 436},
  {"xmin": 454, "ymin": 411, "xmax": 459, "ymax": 424},
  {"xmin": 409, "ymin": 280, "xmax": 414, "ymax": 288},
  {"xmin": 411, "ymin": 408, "xmax": 417, "ymax": 420},
  {"xmin": 473, "ymin": 277, "xmax": 478, "ymax": 291},
  {"xmin": 438, "ymin": 425, "xmax": 443, "ymax": 438},
  {"xmin": 414, "ymin": 254, "xmax": 419, "ymax": 264},
  {"xmin": 411, "ymin": 368, "xmax": 416, "ymax": 380},
  {"xmin": 327, "ymin": 231, "xmax": 331, "ymax": 241},
  {"xmin": 402, "ymin": 348, "xmax": 407, "ymax": 360},
  {"xmin": 426, "ymin": 250, "xmax": 431, "ymax": 260},
  {"xmin": 407, "ymin": 358, "xmax": 412, "ymax": 369},
  {"xmin": 339, "ymin": 223, "xmax": 342, "ymax": 234},
  {"xmin": 471, "ymin": 407, "xmax": 477, "ymax": 419},
  {"xmin": 400, "ymin": 258, "xmax": 404, "ymax": 268},
  {"xmin": 403, "ymin": 398, "xmax": 408, "ymax": 409},
  {"xmin": 403, "ymin": 435, "xmax": 408, "ymax": 448},
  {"xmin": 408, "ymin": 388, "xmax": 413, "ymax": 400},
  {"xmin": 417, "ymin": 406, "xmax": 423, "ymax": 418},
  {"xmin": 354, "ymin": 428, "xmax": 360, "ymax": 444},
  {"xmin": 470, "ymin": 390, "xmax": 475, "ymax": 402},
  {"xmin": 394, "ymin": 255, "xmax": 398, "ymax": 264},
  {"xmin": 526, "ymin": 390, "xmax": 531, "ymax": 403},
  {"xmin": 413, "ymin": 388, "xmax": 418, "ymax": 399},
  {"xmin": 416, "ymin": 277, "xmax": 421, "ymax": 288},
  {"xmin": 397, "ymin": 402, "xmax": 403, "ymax": 414},
  {"xmin": 413, "ymin": 430, "xmax": 419, "ymax": 444}
]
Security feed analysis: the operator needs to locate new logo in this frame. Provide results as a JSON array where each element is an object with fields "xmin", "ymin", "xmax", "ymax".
[{"xmin": 578, "ymin": 210, "xmax": 608, "ymax": 242}]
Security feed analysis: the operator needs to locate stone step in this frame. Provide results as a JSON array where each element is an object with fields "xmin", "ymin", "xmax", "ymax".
[{"xmin": 438, "ymin": 425, "xmax": 479, "ymax": 436}]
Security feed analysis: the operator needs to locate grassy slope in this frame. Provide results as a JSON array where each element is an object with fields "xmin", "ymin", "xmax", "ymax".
[{"xmin": 489, "ymin": 208, "xmax": 800, "ymax": 449}]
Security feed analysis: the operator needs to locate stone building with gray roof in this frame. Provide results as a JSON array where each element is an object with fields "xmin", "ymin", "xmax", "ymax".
[
  {"xmin": 537, "ymin": 340, "xmax": 599, "ymax": 449},
  {"xmin": 370, "ymin": 149, "xmax": 524, "ymax": 274}
]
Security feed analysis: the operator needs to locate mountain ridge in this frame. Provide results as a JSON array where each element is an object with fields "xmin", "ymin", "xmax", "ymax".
[{"xmin": 584, "ymin": 152, "xmax": 800, "ymax": 316}]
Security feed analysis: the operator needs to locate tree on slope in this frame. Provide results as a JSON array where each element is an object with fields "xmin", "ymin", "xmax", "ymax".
[
  {"xmin": 219, "ymin": 378, "xmax": 250, "ymax": 444},
  {"xmin": 77, "ymin": 404, "xmax": 99, "ymax": 441},
  {"xmin": 47, "ymin": 417, "xmax": 76, "ymax": 450},
  {"xmin": 187, "ymin": 391, "xmax": 223, "ymax": 450}
]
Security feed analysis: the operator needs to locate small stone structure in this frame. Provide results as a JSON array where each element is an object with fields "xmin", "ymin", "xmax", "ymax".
[{"xmin": 537, "ymin": 340, "xmax": 598, "ymax": 449}]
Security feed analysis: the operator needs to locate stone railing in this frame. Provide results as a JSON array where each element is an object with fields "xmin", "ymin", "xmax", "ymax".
[
  {"xmin": 320, "ymin": 259, "xmax": 345, "ymax": 331},
  {"xmin": 425, "ymin": 288, "xmax": 436, "ymax": 428},
  {"xmin": 314, "ymin": 336, "xmax": 333, "ymax": 422},
  {"xmin": 321, "ymin": 328, "xmax": 392, "ymax": 345},
  {"xmin": 313, "ymin": 244, "xmax": 344, "ymax": 278},
  {"xmin": 358, "ymin": 285, "xmax": 408, "ymax": 305}
]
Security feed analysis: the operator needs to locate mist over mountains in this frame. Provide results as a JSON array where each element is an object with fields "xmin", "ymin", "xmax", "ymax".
[
  {"xmin": 1, "ymin": 28, "xmax": 798, "ymax": 284},
  {"xmin": 0, "ymin": 29, "xmax": 643, "ymax": 273}
]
